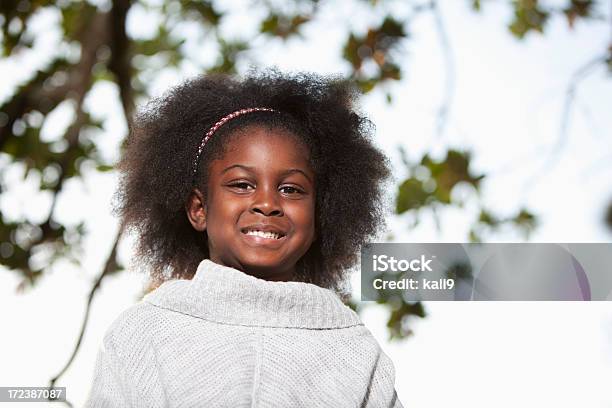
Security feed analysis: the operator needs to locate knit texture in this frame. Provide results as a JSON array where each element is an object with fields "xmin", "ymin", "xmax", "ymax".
[{"xmin": 85, "ymin": 259, "xmax": 404, "ymax": 408}]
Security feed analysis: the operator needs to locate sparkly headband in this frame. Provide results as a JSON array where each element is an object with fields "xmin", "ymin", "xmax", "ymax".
[{"xmin": 192, "ymin": 107, "xmax": 278, "ymax": 176}]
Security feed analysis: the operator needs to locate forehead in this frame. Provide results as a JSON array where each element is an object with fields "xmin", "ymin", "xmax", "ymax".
[{"xmin": 217, "ymin": 126, "xmax": 311, "ymax": 169}]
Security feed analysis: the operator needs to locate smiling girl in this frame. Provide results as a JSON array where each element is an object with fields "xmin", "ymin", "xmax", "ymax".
[{"xmin": 86, "ymin": 71, "xmax": 403, "ymax": 407}]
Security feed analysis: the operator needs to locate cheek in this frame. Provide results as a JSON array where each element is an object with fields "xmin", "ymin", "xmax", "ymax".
[
  {"xmin": 290, "ymin": 201, "xmax": 316, "ymax": 235},
  {"xmin": 206, "ymin": 197, "xmax": 242, "ymax": 233}
]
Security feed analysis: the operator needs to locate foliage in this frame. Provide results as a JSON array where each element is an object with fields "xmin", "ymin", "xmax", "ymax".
[
  {"xmin": 0, "ymin": 0, "xmax": 610, "ymax": 350},
  {"xmin": 343, "ymin": 16, "xmax": 406, "ymax": 92},
  {"xmin": 472, "ymin": 0, "xmax": 599, "ymax": 37}
]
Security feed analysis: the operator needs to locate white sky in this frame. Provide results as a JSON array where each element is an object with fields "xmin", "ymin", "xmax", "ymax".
[{"xmin": 1, "ymin": 0, "xmax": 612, "ymax": 406}]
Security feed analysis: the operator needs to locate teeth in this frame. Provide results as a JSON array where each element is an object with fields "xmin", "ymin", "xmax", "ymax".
[{"xmin": 245, "ymin": 230, "xmax": 281, "ymax": 239}]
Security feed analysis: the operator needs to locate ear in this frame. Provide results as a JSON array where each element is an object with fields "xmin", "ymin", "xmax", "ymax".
[{"xmin": 185, "ymin": 189, "xmax": 207, "ymax": 232}]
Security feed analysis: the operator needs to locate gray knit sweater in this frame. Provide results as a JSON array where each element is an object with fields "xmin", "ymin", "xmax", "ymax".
[{"xmin": 85, "ymin": 259, "xmax": 403, "ymax": 407}]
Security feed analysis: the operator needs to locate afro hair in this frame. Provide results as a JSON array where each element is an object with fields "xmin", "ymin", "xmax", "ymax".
[{"xmin": 114, "ymin": 70, "xmax": 391, "ymax": 294}]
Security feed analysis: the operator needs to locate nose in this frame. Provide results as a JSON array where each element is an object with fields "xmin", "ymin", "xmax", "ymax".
[{"xmin": 250, "ymin": 186, "xmax": 283, "ymax": 217}]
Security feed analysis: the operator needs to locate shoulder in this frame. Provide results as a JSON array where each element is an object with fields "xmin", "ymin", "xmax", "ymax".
[
  {"xmin": 327, "ymin": 323, "xmax": 396, "ymax": 373},
  {"xmin": 339, "ymin": 324, "xmax": 387, "ymax": 353},
  {"xmin": 100, "ymin": 301, "xmax": 165, "ymax": 357}
]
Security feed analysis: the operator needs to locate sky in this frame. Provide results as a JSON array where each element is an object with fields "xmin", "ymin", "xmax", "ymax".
[{"xmin": 1, "ymin": 0, "xmax": 612, "ymax": 406}]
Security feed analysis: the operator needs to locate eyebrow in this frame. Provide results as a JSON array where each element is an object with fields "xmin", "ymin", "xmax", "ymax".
[{"xmin": 221, "ymin": 164, "xmax": 313, "ymax": 183}]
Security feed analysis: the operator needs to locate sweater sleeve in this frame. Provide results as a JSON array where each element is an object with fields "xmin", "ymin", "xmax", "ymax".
[
  {"xmin": 84, "ymin": 305, "xmax": 169, "ymax": 408},
  {"xmin": 363, "ymin": 347, "xmax": 404, "ymax": 408},
  {"xmin": 84, "ymin": 333, "xmax": 131, "ymax": 408}
]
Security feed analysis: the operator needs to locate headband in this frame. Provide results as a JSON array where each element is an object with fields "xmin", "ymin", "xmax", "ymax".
[{"xmin": 192, "ymin": 107, "xmax": 278, "ymax": 176}]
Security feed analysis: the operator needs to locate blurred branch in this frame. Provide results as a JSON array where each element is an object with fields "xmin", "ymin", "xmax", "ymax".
[
  {"xmin": 43, "ymin": 3, "xmax": 139, "ymax": 390},
  {"xmin": 522, "ymin": 54, "xmax": 607, "ymax": 196},
  {"xmin": 48, "ymin": 225, "xmax": 124, "ymax": 402},
  {"xmin": 431, "ymin": 0, "xmax": 455, "ymax": 139},
  {"xmin": 557, "ymin": 55, "xmax": 607, "ymax": 154},
  {"xmin": 108, "ymin": 0, "xmax": 134, "ymax": 119},
  {"xmin": 0, "ymin": 58, "xmax": 70, "ymax": 151},
  {"xmin": 7, "ymin": 11, "xmax": 110, "ymax": 285}
]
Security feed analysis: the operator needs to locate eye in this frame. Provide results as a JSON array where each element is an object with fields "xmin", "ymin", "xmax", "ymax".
[
  {"xmin": 228, "ymin": 181, "xmax": 254, "ymax": 191},
  {"xmin": 279, "ymin": 185, "xmax": 304, "ymax": 195}
]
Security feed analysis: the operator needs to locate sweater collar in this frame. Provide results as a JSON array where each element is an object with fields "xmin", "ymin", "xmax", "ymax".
[{"xmin": 143, "ymin": 259, "xmax": 362, "ymax": 329}]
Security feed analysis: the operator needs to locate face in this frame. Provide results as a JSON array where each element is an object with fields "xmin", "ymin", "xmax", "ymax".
[{"xmin": 186, "ymin": 125, "xmax": 316, "ymax": 281}]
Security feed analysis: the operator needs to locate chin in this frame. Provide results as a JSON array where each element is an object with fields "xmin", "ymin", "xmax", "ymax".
[{"xmin": 242, "ymin": 259, "xmax": 284, "ymax": 272}]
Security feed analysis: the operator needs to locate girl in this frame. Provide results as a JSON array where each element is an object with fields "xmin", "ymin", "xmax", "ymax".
[{"xmin": 86, "ymin": 71, "xmax": 403, "ymax": 407}]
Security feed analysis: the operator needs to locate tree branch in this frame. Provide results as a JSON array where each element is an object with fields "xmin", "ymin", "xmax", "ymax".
[
  {"xmin": 34, "ymin": 6, "xmax": 140, "ymax": 403},
  {"xmin": 521, "ymin": 54, "xmax": 607, "ymax": 196},
  {"xmin": 108, "ymin": 0, "xmax": 134, "ymax": 120},
  {"xmin": 0, "ymin": 59, "xmax": 70, "ymax": 151},
  {"xmin": 48, "ymin": 224, "xmax": 124, "ymax": 405},
  {"xmin": 430, "ymin": 0, "xmax": 455, "ymax": 139},
  {"xmin": 6, "ymin": 9, "xmax": 113, "ymax": 286},
  {"xmin": 45, "ymin": 4, "xmax": 136, "ymax": 401}
]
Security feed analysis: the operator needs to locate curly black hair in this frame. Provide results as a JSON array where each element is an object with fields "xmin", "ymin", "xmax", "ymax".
[{"xmin": 114, "ymin": 70, "xmax": 390, "ymax": 294}]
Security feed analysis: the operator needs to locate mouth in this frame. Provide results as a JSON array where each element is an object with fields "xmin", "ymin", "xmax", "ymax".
[{"xmin": 240, "ymin": 226, "xmax": 286, "ymax": 240}]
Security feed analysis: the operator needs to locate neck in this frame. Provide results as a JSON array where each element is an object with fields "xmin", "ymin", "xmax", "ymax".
[{"xmin": 209, "ymin": 256, "xmax": 296, "ymax": 282}]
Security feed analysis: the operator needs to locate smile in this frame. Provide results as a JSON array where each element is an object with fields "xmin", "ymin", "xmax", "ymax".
[
  {"xmin": 240, "ymin": 225, "xmax": 287, "ymax": 244},
  {"xmin": 240, "ymin": 224, "xmax": 288, "ymax": 249},
  {"xmin": 244, "ymin": 230, "xmax": 283, "ymax": 240}
]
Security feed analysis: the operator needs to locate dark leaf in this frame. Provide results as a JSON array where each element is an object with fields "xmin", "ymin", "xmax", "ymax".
[
  {"xmin": 386, "ymin": 301, "xmax": 426, "ymax": 340},
  {"xmin": 181, "ymin": 1, "xmax": 222, "ymax": 25},
  {"xmin": 563, "ymin": 0, "xmax": 594, "ymax": 29},
  {"xmin": 260, "ymin": 13, "xmax": 310, "ymax": 39},
  {"xmin": 508, "ymin": 0, "xmax": 550, "ymax": 39},
  {"xmin": 396, "ymin": 178, "xmax": 429, "ymax": 213}
]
